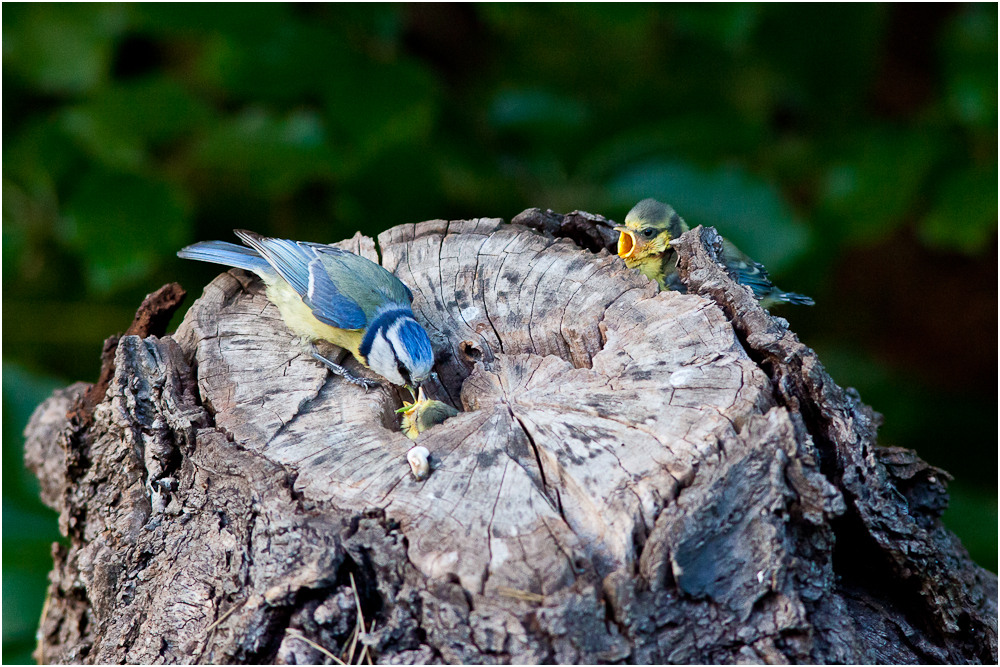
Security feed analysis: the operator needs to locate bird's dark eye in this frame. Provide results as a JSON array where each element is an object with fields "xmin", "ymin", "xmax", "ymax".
[
  {"xmin": 397, "ymin": 361, "xmax": 411, "ymax": 385},
  {"xmin": 642, "ymin": 227, "xmax": 656, "ymax": 239}
]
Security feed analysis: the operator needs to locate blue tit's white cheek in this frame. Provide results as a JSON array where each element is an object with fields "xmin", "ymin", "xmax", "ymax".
[
  {"xmin": 368, "ymin": 332, "xmax": 405, "ymax": 385},
  {"xmin": 387, "ymin": 319, "xmax": 423, "ymax": 376},
  {"xmin": 386, "ymin": 320, "xmax": 411, "ymax": 364}
]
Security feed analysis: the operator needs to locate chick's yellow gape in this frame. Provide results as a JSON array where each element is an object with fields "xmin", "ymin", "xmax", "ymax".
[{"xmin": 178, "ymin": 229, "xmax": 436, "ymax": 391}]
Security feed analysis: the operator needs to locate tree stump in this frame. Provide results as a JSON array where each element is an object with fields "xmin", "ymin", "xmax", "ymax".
[{"xmin": 25, "ymin": 212, "xmax": 997, "ymax": 664}]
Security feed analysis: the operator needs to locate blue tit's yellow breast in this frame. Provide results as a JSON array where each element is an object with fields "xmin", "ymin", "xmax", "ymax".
[{"xmin": 263, "ymin": 278, "xmax": 366, "ymax": 363}]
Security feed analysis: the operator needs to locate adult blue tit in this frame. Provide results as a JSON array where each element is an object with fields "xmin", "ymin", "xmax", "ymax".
[
  {"xmin": 615, "ymin": 198, "xmax": 814, "ymax": 308},
  {"xmin": 177, "ymin": 230, "xmax": 435, "ymax": 391}
]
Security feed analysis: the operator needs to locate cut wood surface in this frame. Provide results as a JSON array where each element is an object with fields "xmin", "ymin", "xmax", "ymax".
[{"xmin": 26, "ymin": 212, "xmax": 997, "ymax": 664}]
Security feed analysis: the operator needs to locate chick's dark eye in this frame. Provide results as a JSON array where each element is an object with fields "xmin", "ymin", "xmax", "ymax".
[{"xmin": 642, "ymin": 228, "xmax": 656, "ymax": 238}]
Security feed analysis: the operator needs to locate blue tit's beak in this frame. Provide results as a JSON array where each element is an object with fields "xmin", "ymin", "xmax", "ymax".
[
  {"xmin": 415, "ymin": 371, "xmax": 444, "ymax": 402},
  {"xmin": 397, "ymin": 386, "xmax": 427, "ymax": 413}
]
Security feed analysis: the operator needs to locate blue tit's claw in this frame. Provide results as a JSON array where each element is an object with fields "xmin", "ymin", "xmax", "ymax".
[{"xmin": 311, "ymin": 350, "xmax": 382, "ymax": 390}]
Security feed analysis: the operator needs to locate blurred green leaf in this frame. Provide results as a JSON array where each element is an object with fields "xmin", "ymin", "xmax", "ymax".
[
  {"xmin": 817, "ymin": 128, "xmax": 944, "ymax": 243},
  {"xmin": 2, "ymin": 568, "xmax": 50, "ymax": 646},
  {"xmin": 59, "ymin": 77, "xmax": 212, "ymax": 171},
  {"xmin": 197, "ymin": 20, "xmax": 353, "ymax": 104},
  {"xmin": 489, "ymin": 88, "xmax": 588, "ymax": 134},
  {"xmin": 64, "ymin": 168, "xmax": 191, "ymax": 293},
  {"xmin": 3, "ymin": 506, "xmax": 61, "ymax": 557},
  {"xmin": 480, "ymin": 4, "xmax": 654, "ymax": 44},
  {"xmin": 476, "ymin": 4, "xmax": 659, "ymax": 106},
  {"xmin": 323, "ymin": 59, "xmax": 439, "ymax": 168},
  {"xmin": 753, "ymin": 4, "xmax": 886, "ymax": 119},
  {"xmin": 2, "ymin": 640, "xmax": 37, "ymax": 666},
  {"xmin": 130, "ymin": 2, "xmax": 288, "ymax": 41},
  {"xmin": 2, "ymin": 179, "xmax": 56, "ymax": 286},
  {"xmin": 321, "ymin": 4, "xmax": 405, "ymax": 56},
  {"xmin": 671, "ymin": 4, "xmax": 762, "ymax": 53},
  {"xmin": 608, "ymin": 160, "xmax": 810, "ymax": 271},
  {"xmin": 919, "ymin": 166, "xmax": 999, "ymax": 254},
  {"xmin": 579, "ymin": 118, "xmax": 764, "ymax": 181},
  {"xmin": 3, "ymin": 300, "xmax": 137, "ymax": 345},
  {"xmin": 942, "ymin": 482, "xmax": 999, "ymax": 570},
  {"xmin": 337, "ymin": 145, "xmax": 448, "ymax": 230},
  {"xmin": 2, "ymin": 3, "xmax": 128, "ymax": 94},
  {"xmin": 941, "ymin": 5, "xmax": 998, "ymax": 128},
  {"xmin": 2, "ymin": 505, "xmax": 60, "ymax": 655},
  {"xmin": 192, "ymin": 108, "xmax": 334, "ymax": 198},
  {"xmin": 3, "ymin": 117, "xmax": 89, "ymax": 197}
]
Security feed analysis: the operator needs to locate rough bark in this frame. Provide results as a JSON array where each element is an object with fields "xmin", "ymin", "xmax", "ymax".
[{"xmin": 25, "ymin": 212, "xmax": 996, "ymax": 664}]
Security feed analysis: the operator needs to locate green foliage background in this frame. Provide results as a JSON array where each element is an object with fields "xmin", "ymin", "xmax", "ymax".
[{"xmin": 3, "ymin": 5, "xmax": 996, "ymax": 661}]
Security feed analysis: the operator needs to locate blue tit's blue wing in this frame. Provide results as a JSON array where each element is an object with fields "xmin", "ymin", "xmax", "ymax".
[
  {"xmin": 303, "ymin": 258, "xmax": 368, "ymax": 329},
  {"xmin": 720, "ymin": 238, "xmax": 813, "ymax": 306},
  {"xmin": 312, "ymin": 248, "xmax": 415, "ymax": 317},
  {"xmin": 235, "ymin": 229, "xmax": 416, "ymax": 324},
  {"xmin": 728, "ymin": 259, "xmax": 774, "ymax": 300},
  {"xmin": 235, "ymin": 230, "xmax": 312, "ymax": 295},
  {"xmin": 309, "ymin": 243, "xmax": 413, "ymax": 303},
  {"xmin": 721, "ymin": 238, "xmax": 775, "ymax": 300}
]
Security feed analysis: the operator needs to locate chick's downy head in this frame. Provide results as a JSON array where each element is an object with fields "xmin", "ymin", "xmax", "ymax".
[{"xmin": 615, "ymin": 198, "xmax": 686, "ymax": 268}]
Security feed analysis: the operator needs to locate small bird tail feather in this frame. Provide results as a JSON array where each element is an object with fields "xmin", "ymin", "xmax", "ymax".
[
  {"xmin": 779, "ymin": 291, "xmax": 815, "ymax": 306},
  {"xmin": 177, "ymin": 241, "xmax": 272, "ymax": 274}
]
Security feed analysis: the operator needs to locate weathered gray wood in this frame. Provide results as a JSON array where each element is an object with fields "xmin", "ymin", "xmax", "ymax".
[{"xmin": 25, "ymin": 213, "xmax": 996, "ymax": 664}]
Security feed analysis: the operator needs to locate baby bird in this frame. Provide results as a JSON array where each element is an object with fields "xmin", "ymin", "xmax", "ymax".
[
  {"xmin": 397, "ymin": 388, "xmax": 459, "ymax": 439},
  {"xmin": 615, "ymin": 198, "xmax": 814, "ymax": 307}
]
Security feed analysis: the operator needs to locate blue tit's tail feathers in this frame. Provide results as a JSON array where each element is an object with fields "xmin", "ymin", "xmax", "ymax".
[
  {"xmin": 177, "ymin": 241, "xmax": 272, "ymax": 274},
  {"xmin": 777, "ymin": 291, "xmax": 815, "ymax": 306}
]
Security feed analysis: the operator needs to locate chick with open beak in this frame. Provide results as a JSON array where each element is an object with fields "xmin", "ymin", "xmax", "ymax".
[
  {"xmin": 397, "ymin": 387, "xmax": 459, "ymax": 440},
  {"xmin": 613, "ymin": 198, "xmax": 686, "ymax": 290},
  {"xmin": 614, "ymin": 198, "xmax": 815, "ymax": 307}
]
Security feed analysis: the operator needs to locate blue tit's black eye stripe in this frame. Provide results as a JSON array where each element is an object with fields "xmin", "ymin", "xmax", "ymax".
[
  {"xmin": 390, "ymin": 341, "xmax": 406, "ymax": 382},
  {"xmin": 397, "ymin": 359, "xmax": 411, "ymax": 386},
  {"xmin": 359, "ymin": 308, "xmax": 411, "ymax": 360}
]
